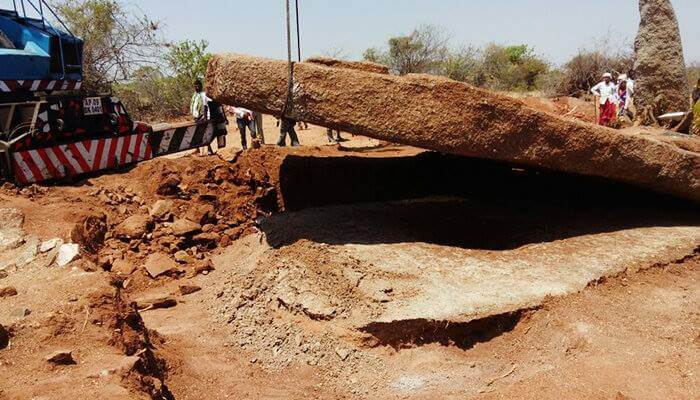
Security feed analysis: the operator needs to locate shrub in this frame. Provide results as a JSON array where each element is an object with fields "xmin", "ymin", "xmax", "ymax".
[
  {"xmin": 115, "ymin": 40, "xmax": 211, "ymax": 121},
  {"xmin": 688, "ymin": 62, "xmax": 700, "ymax": 89},
  {"xmin": 363, "ymin": 27, "xmax": 550, "ymax": 92},
  {"xmin": 441, "ymin": 46, "xmax": 480, "ymax": 84},
  {"xmin": 551, "ymin": 37, "xmax": 633, "ymax": 96},
  {"xmin": 363, "ymin": 25, "xmax": 449, "ymax": 75},
  {"xmin": 470, "ymin": 44, "xmax": 549, "ymax": 91}
]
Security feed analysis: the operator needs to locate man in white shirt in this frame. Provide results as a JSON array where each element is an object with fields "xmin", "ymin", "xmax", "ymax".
[
  {"xmin": 191, "ymin": 80, "xmax": 214, "ymax": 155},
  {"xmin": 191, "ymin": 80, "xmax": 210, "ymax": 123},
  {"xmin": 591, "ymin": 73, "xmax": 617, "ymax": 126},
  {"xmin": 229, "ymin": 106, "xmax": 257, "ymax": 150},
  {"xmin": 616, "ymin": 73, "xmax": 636, "ymax": 119}
]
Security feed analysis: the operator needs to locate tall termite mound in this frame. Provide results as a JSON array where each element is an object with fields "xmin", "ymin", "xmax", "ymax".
[{"xmin": 633, "ymin": 0, "xmax": 690, "ymax": 116}]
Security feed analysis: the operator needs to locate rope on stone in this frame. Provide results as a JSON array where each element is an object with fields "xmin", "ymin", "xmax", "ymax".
[
  {"xmin": 281, "ymin": 0, "xmax": 295, "ymax": 119},
  {"xmin": 295, "ymin": 0, "xmax": 302, "ymax": 63}
]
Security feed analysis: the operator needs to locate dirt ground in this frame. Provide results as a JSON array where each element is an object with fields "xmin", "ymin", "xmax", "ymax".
[{"xmin": 0, "ymin": 120, "xmax": 698, "ymax": 399}]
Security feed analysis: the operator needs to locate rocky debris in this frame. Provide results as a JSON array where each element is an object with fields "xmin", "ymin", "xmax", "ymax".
[
  {"xmin": 0, "ymin": 208, "xmax": 24, "ymax": 230},
  {"xmin": 183, "ymin": 204, "xmax": 216, "ymax": 226},
  {"xmin": 192, "ymin": 232, "xmax": 220, "ymax": 247},
  {"xmin": 358, "ymin": 280, "xmax": 394, "ymax": 303},
  {"xmin": 46, "ymin": 350, "xmax": 76, "ymax": 365},
  {"xmin": 32, "ymin": 247, "xmax": 60, "ymax": 269},
  {"xmin": 179, "ymin": 285, "xmax": 202, "ymax": 295},
  {"xmin": 111, "ymin": 258, "xmax": 136, "ymax": 276},
  {"xmin": 174, "ymin": 250, "xmax": 194, "ymax": 264},
  {"xmin": 39, "ymin": 238, "xmax": 63, "ymax": 253},
  {"xmin": 75, "ymin": 259, "xmax": 98, "ymax": 272},
  {"xmin": 0, "ymin": 228, "xmax": 24, "ymax": 252},
  {"xmin": 0, "ymin": 324, "xmax": 9, "ymax": 349},
  {"xmin": 10, "ymin": 307, "xmax": 30, "ymax": 318},
  {"xmin": 56, "ymin": 243, "xmax": 80, "ymax": 267},
  {"xmin": 0, "ymin": 286, "xmax": 18, "ymax": 298},
  {"xmin": 191, "ymin": 259, "xmax": 215, "ymax": 276},
  {"xmin": 206, "ymin": 54, "xmax": 700, "ymax": 202},
  {"xmin": 0, "ymin": 235, "xmax": 39, "ymax": 271},
  {"xmin": 297, "ymin": 292, "xmax": 337, "ymax": 321},
  {"xmin": 634, "ymin": 0, "xmax": 690, "ymax": 116},
  {"xmin": 114, "ymin": 214, "xmax": 151, "ymax": 240},
  {"xmin": 134, "ymin": 295, "xmax": 178, "ymax": 311},
  {"xmin": 91, "ymin": 186, "xmax": 144, "ymax": 206},
  {"xmin": 0, "ymin": 270, "xmax": 7, "ymax": 280},
  {"xmin": 70, "ymin": 213, "xmax": 107, "ymax": 253},
  {"xmin": 171, "ymin": 219, "xmax": 202, "ymax": 236},
  {"xmin": 91, "ymin": 355, "xmax": 141, "ymax": 378},
  {"xmin": 209, "ymin": 239, "xmax": 390, "ymax": 372},
  {"xmin": 157, "ymin": 174, "xmax": 181, "ymax": 196},
  {"xmin": 335, "ymin": 348, "xmax": 352, "ymax": 361},
  {"xmin": 149, "ymin": 200, "xmax": 174, "ymax": 220},
  {"xmin": 305, "ymin": 56, "xmax": 390, "ymax": 74},
  {"xmin": 143, "ymin": 253, "xmax": 182, "ymax": 279}
]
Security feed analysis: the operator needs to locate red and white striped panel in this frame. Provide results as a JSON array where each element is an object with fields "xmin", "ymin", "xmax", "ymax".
[
  {"xmin": 11, "ymin": 132, "xmax": 152, "ymax": 184},
  {"xmin": 0, "ymin": 80, "xmax": 82, "ymax": 93}
]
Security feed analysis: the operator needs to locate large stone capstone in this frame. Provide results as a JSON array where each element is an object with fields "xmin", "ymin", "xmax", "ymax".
[
  {"xmin": 633, "ymin": 0, "xmax": 690, "ymax": 114},
  {"xmin": 205, "ymin": 54, "xmax": 700, "ymax": 202}
]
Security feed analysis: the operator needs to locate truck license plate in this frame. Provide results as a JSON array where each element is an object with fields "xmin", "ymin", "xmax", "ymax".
[{"xmin": 83, "ymin": 97, "xmax": 103, "ymax": 116}]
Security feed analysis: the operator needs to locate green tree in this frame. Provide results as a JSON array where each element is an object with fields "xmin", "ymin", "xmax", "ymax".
[
  {"xmin": 56, "ymin": 0, "xmax": 162, "ymax": 92},
  {"xmin": 114, "ymin": 40, "xmax": 212, "ymax": 120},
  {"xmin": 480, "ymin": 44, "xmax": 549, "ymax": 91},
  {"xmin": 441, "ymin": 46, "xmax": 480, "ymax": 83},
  {"xmin": 363, "ymin": 25, "xmax": 448, "ymax": 75},
  {"xmin": 362, "ymin": 48, "xmax": 385, "ymax": 65},
  {"xmin": 165, "ymin": 40, "xmax": 211, "ymax": 84}
]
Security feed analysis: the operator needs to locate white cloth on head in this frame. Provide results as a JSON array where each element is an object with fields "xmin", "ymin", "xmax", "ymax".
[{"xmin": 591, "ymin": 81, "xmax": 617, "ymax": 105}]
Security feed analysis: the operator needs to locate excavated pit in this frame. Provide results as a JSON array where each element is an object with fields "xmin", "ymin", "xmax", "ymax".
[
  {"xmin": 214, "ymin": 147, "xmax": 700, "ymax": 363},
  {"xmin": 266, "ymin": 151, "xmax": 699, "ymax": 248}
]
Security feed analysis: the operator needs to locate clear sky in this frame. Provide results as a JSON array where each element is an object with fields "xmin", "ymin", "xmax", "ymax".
[{"xmin": 136, "ymin": 0, "xmax": 699, "ymax": 66}]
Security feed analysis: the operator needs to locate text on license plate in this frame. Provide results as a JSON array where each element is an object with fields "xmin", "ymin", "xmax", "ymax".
[{"xmin": 83, "ymin": 97, "xmax": 103, "ymax": 116}]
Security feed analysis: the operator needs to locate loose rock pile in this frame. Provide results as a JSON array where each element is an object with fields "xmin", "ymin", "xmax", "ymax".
[{"xmin": 0, "ymin": 208, "xmax": 79, "ymax": 274}]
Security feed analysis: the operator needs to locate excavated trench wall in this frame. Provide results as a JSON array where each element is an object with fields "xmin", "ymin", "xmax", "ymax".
[
  {"xmin": 266, "ymin": 151, "xmax": 700, "ymax": 251},
  {"xmin": 206, "ymin": 54, "xmax": 700, "ymax": 203},
  {"xmin": 268, "ymin": 151, "xmax": 696, "ymax": 212}
]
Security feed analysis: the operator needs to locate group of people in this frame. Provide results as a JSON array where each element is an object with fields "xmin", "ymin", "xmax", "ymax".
[
  {"xmin": 192, "ymin": 79, "xmax": 339, "ymax": 150},
  {"xmin": 591, "ymin": 72, "xmax": 635, "ymax": 126}
]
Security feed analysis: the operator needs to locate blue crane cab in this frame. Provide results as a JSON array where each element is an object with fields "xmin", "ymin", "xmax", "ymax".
[{"xmin": 0, "ymin": 0, "xmax": 83, "ymax": 83}]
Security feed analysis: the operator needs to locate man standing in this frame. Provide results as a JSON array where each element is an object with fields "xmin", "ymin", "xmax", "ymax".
[
  {"xmin": 191, "ymin": 80, "xmax": 213, "ymax": 155},
  {"xmin": 191, "ymin": 80, "xmax": 209, "ymax": 123},
  {"xmin": 619, "ymin": 72, "xmax": 636, "ymax": 118},
  {"xmin": 277, "ymin": 117, "xmax": 301, "ymax": 147},
  {"xmin": 231, "ymin": 106, "xmax": 257, "ymax": 150},
  {"xmin": 326, "ymin": 128, "xmax": 346, "ymax": 143},
  {"xmin": 253, "ymin": 111, "xmax": 265, "ymax": 144},
  {"xmin": 591, "ymin": 73, "xmax": 617, "ymax": 126},
  {"xmin": 615, "ymin": 78, "xmax": 631, "ymax": 120}
]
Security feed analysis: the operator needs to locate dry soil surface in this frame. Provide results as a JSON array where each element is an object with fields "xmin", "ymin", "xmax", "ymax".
[{"xmin": 0, "ymin": 133, "xmax": 698, "ymax": 400}]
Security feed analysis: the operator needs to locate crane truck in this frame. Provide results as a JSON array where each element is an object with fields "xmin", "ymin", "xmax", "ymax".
[{"xmin": 0, "ymin": 0, "xmax": 227, "ymax": 185}]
